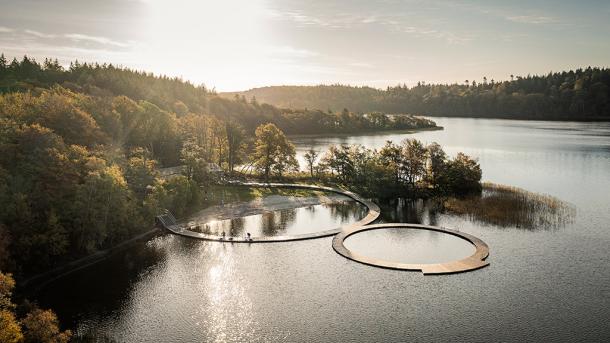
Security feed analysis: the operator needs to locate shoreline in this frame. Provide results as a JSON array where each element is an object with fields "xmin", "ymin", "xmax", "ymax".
[
  {"xmin": 423, "ymin": 114, "xmax": 610, "ymax": 123},
  {"xmin": 289, "ymin": 125, "xmax": 443, "ymax": 139}
]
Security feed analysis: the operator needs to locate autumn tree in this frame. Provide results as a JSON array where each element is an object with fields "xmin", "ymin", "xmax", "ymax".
[
  {"xmin": 0, "ymin": 309, "xmax": 22, "ymax": 343},
  {"xmin": 253, "ymin": 123, "xmax": 298, "ymax": 180},
  {"xmin": 22, "ymin": 309, "xmax": 71, "ymax": 343},
  {"xmin": 0, "ymin": 272, "xmax": 71, "ymax": 343}
]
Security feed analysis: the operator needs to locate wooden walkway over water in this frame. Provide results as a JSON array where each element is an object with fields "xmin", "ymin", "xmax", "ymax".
[{"xmin": 158, "ymin": 182, "xmax": 490, "ymax": 274}]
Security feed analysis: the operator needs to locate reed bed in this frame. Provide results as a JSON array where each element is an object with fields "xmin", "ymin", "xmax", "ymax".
[{"xmin": 443, "ymin": 182, "xmax": 576, "ymax": 230}]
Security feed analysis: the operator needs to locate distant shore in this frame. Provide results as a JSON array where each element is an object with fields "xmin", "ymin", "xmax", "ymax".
[
  {"xmin": 423, "ymin": 114, "xmax": 610, "ymax": 122},
  {"xmin": 288, "ymin": 125, "xmax": 443, "ymax": 139}
]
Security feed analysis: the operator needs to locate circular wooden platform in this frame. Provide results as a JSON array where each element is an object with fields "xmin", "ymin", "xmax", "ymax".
[{"xmin": 332, "ymin": 223, "xmax": 490, "ymax": 275}]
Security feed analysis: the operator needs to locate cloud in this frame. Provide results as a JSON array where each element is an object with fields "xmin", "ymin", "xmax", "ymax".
[
  {"xmin": 270, "ymin": 45, "xmax": 319, "ymax": 58},
  {"xmin": 24, "ymin": 30, "xmax": 57, "ymax": 38},
  {"xmin": 265, "ymin": 7, "xmax": 393, "ymax": 29},
  {"xmin": 266, "ymin": 9, "xmax": 345, "ymax": 28},
  {"xmin": 267, "ymin": 8, "xmax": 472, "ymax": 44},
  {"xmin": 507, "ymin": 15, "xmax": 554, "ymax": 24},
  {"xmin": 349, "ymin": 62, "xmax": 374, "ymax": 68},
  {"xmin": 0, "ymin": 41, "xmax": 134, "ymax": 68},
  {"xmin": 64, "ymin": 33, "xmax": 129, "ymax": 47},
  {"xmin": 381, "ymin": 20, "xmax": 474, "ymax": 44},
  {"xmin": 9, "ymin": 29, "xmax": 130, "ymax": 49},
  {"xmin": 0, "ymin": 28, "xmax": 134, "ymax": 66}
]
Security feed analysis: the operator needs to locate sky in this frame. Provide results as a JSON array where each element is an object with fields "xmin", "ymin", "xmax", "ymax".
[{"xmin": 1, "ymin": 0, "xmax": 609, "ymax": 91}]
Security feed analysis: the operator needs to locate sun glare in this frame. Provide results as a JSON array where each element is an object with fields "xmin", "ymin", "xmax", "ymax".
[{"xmin": 137, "ymin": 0, "xmax": 275, "ymax": 90}]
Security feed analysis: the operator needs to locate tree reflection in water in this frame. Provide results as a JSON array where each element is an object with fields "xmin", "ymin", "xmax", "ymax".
[
  {"xmin": 260, "ymin": 208, "xmax": 297, "ymax": 236},
  {"xmin": 329, "ymin": 200, "xmax": 369, "ymax": 222},
  {"xmin": 378, "ymin": 198, "xmax": 440, "ymax": 226},
  {"xmin": 229, "ymin": 217, "xmax": 244, "ymax": 236}
]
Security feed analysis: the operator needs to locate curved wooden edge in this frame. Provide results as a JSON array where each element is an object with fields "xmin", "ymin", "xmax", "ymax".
[
  {"xmin": 332, "ymin": 223, "xmax": 490, "ymax": 275},
  {"xmin": 163, "ymin": 182, "xmax": 381, "ymax": 243}
]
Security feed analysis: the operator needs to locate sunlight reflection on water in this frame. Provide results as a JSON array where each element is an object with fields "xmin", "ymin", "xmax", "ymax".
[{"xmin": 203, "ymin": 245, "xmax": 257, "ymax": 342}]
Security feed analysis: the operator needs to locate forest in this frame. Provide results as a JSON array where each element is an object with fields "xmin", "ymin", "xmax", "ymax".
[
  {"xmin": 225, "ymin": 67, "xmax": 610, "ymax": 120},
  {"xmin": 0, "ymin": 54, "xmax": 436, "ymax": 135}
]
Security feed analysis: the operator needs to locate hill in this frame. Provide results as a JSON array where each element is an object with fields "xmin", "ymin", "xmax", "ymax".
[
  {"xmin": 222, "ymin": 68, "xmax": 610, "ymax": 120},
  {"xmin": 223, "ymin": 85, "xmax": 385, "ymax": 113}
]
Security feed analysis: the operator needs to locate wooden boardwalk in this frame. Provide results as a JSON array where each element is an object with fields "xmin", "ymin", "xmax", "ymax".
[
  {"xmin": 332, "ymin": 223, "xmax": 490, "ymax": 275},
  {"xmin": 160, "ymin": 182, "xmax": 490, "ymax": 275},
  {"xmin": 160, "ymin": 182, "xmax": 381, "ymax": 243}
]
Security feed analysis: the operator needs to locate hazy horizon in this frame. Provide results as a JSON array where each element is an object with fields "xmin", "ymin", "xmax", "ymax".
[{"xmin": 2, "ymin": 0, "xmax": 609, "ymax": 92}]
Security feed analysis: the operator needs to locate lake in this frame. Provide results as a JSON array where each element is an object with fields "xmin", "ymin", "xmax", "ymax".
[{"xmin": 37, "ymin": 117, "xmax": 610, "ymax": 342}]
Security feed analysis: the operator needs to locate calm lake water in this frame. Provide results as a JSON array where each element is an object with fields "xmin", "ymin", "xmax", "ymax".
[
  {"xmin": 344, "ymin": 228, "xmax": 476, "ymax": 264},
  {"xmin": 38, "ymin": 118, "xmax": 610, "ymax": 342}
]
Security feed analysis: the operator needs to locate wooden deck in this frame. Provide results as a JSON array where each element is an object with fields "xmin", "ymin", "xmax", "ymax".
[{"xmin": 332, "ymin": 223, "xmax": 490, "ymax": 275}]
